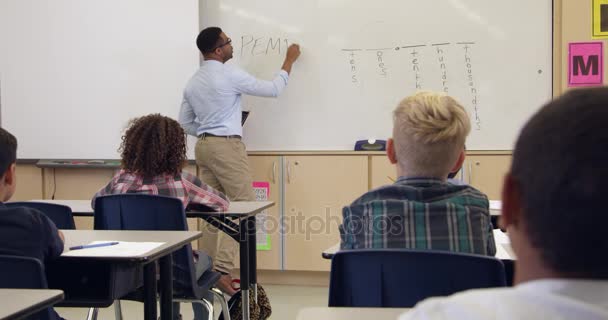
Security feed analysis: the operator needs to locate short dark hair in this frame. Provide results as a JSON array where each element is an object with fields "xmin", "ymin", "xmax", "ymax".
[
  {"xmin": 120, "ymin": 114, "xmax": 187, "ymax": 178},
  {"xmin": 0, "ymin": 128, "xmax": 17, "ymax": 176},
  {"xmin": 196, "ymin": 27, "xmax": 223, "ymax": 54},
  {"xmin": 511, "ymin": 87, "xmax": 608, "ymax": 278}
]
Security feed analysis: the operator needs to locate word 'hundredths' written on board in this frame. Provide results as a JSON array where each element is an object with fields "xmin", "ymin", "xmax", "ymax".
[{"xmin": 342, "ymin": 42, "xmax": 481, "ymax": 130}]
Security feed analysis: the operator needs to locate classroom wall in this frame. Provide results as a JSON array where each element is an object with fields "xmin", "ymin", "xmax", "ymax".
[{"xmin": 9, "ymin": 0, "xmax": 596, "ymax": 285}]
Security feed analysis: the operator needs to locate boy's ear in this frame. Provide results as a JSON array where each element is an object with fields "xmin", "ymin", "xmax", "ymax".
[
  {"xmin": 500, "ymin": 172, "xmax": 522, "ymax": 230},
  {"xmin": 450, "ymin": 149, "xmax": 466, "ymax": 174},
  {"xmin": 386, "ymin": 138, "xmax": 398, "ymax": 164},
  {"xmin": 4, "ymin": 163, "xmax": 16, "ymax": 186}
]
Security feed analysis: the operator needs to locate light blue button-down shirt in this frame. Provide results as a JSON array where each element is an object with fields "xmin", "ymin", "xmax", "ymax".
[{"xmin": 179, "ymin": 60, "xmax": 289, "ymax": 137}]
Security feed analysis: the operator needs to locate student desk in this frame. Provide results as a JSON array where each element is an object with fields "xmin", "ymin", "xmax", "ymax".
[
  {"xmin": 0, "ymin": 289, "xmax": 64, "ymax": 320},
  {"xmin": 296, "ymin": 307, "xmax": 408, "ymax": 320},
  {"xmin": 322, "ymin": 229, "xmax": 514, "ymax": 260},
  {"xmin": 31, "ymin": 199, "xmax": 274, "ymax": 320},
  {"xmin": 50, "ymin": 230, "xmax": 201, "ymax": 320}
]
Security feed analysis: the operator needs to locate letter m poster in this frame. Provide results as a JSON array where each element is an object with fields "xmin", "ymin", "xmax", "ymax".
[{"xmin": 568, "ymin": 42, "xmax": 604, "ymax": 87}]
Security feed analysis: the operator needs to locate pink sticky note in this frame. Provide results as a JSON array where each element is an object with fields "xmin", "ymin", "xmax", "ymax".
[
  {"xmin": 252, "ymin": 181, "xmax": 270, "ymax": 198},
  {"xmin": 569, "ymin": 42, "xmax": 604, "ymax": 87}
]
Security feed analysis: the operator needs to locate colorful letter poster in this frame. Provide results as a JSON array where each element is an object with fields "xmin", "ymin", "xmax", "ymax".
[
  {"xmin": 253, "ymin": 181, "xmax": 271, "ymax": 250},
  {"xmin": 593, "ymin": 0, "xmax": 608, "ymax": 38},
  {"xmin": 568, "ymin": 42, "xmax": 604, "ymax": 87}
]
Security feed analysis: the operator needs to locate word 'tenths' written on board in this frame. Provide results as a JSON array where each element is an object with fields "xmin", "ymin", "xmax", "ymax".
[{"xmin": 342, "ymin": 42, "xmax": 481, "ymax": 130}]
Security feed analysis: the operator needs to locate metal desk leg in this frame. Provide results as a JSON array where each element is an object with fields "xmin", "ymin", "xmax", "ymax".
[
  {"xmin": 159, "ymin": 255, "xmax": 174, "ymax": 320},
  {"xmin": 247, "ymin": 216, "xmax": 258, "ymax": 303},
  {"xmin": 143, "ymin": 262, "xmax": 158, "ymax": 320},
  {"xmin": 239, "ymin": 218, "xmax": 250, "ymax": 320}
]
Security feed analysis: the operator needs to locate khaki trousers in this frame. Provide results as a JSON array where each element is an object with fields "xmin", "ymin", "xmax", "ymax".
[{"xmin": 195, "ymin": 136, "xmax": 255, "ymax": 274}]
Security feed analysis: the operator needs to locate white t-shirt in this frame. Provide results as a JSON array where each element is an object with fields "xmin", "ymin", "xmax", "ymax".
[{"xmin": 399, "ymin": 279, "xmax": 608, "ymax": 320}]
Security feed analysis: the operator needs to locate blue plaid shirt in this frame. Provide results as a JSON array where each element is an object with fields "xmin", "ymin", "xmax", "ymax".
[{"xmin": 340, "ymin": 177, "xmax": 496, "ymax": 256}]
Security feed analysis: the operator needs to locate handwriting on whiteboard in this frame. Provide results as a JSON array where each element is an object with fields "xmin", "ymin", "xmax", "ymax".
[{"xmin": 342, "ymin": 42, "xmax": 481, "ymax": 130}]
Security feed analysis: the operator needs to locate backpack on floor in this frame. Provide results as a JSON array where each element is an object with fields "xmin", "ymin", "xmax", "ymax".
[{"xmin": 220, "ymin": 284, "xmax": 271, "ymax": 320}]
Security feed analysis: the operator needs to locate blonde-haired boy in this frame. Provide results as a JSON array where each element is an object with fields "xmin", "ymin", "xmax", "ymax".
[{"xmin": 340, "ymin": 92, "xmax": 495, "ymax": 255}]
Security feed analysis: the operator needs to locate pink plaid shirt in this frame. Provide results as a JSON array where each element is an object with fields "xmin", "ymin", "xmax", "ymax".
[{"xmin": 92, "ymin": 169, "xmax": 229, "ymax": 211}]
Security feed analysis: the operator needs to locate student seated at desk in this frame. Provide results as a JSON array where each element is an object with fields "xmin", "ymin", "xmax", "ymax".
[
  {"xmin": 340, "ymin": 92, "xmax": 495, "ymax": 256},
  {"xmin": 399, "ymin": 87, "xmax": 608, "ymax": 320},
  {"xmin": 92, "ymin": 114, "xmax": 229, "ymax": 320},
  {"xmin": 0, "ymin": 128, "xmax": 65, "ymax": 320}
]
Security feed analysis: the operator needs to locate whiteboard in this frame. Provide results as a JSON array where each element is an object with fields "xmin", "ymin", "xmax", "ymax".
[
  {"xmin": 202, "ymin": 0, "xmax": 553, "ymax": 151},
  {"xmin": 0, "ymin": 0, "xmax": 552, "ymax": 159},
  {"xmin": 0, "ymin": 0, "xmax": 199, "ymax": 159}
]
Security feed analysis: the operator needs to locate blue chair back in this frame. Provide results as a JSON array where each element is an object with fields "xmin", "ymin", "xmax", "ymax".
[
  {"xmin": 329, "ymin": 249, "xmax": 506, "ymax": 308},
  {"xmin": 5, "ymin": 202, "xmax": 75, "ymax": 229},
  {"xmin": 93, "ymin": 194, "xmax": 204, "ymax": 298},
  {"xmin": 0, "ymin": 255, "xmax": 55, "ymax": 320}
]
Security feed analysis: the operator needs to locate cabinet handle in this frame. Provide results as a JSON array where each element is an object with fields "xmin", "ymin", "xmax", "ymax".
[
  {"xmin": 468, "ymin": 162, "xmax": 473, "ymax": 184},
  {"xmin": 272, "ymin": 161, "xmax": 277, "ymax": 184},
  {"xmin": 287, "ymin": 161, "xmax": 292, "ymax": 184}
]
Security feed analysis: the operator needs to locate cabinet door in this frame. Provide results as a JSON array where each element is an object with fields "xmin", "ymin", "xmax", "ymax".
[
  {"xmin": 370, "ymin": 155, "xmax": 397, "ymax": 189},
  {"xmin": 247, "ymin": 155, "xmax": 282, "ymax": 270},
  {"xmin": 464, "ymin": 155, "xmax": 512, "ymax": 200},
  {"xmin": 13, "ymin": 164, "xmax": 43, "ymax": 201},
  {"xmin": 283, "ymin": 156, "xmax": 368, "ymax": 271}
]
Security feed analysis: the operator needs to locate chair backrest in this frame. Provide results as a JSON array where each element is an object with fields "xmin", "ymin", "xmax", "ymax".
[
  {"xmin": 329, "ymin": 249, "xmax": 506, "ymax": 308},
  {"xmin": 5, "ymin": 202, "xmax": 76, "ymax": 229},
  {"xmin": 0, "ymin": 255, "xmax": 55, "ymax": 320},
  {"xmin": 93, "ymin": 194, "xmax": 202, "ymax": 298}
]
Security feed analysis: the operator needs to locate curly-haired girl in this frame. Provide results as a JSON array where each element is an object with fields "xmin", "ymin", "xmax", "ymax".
[{"xmin": 92, "ymin": 114, "xmax": 228, "ymax": 320}]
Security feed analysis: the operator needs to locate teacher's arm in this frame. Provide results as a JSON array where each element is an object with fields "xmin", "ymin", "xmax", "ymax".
[{"xmin": 231, "ymin": 44, "xmax": 301, "ymax": 98}]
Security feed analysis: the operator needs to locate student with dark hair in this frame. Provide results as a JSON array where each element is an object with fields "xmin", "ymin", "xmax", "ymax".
[
  {"xmin": 400, "ymin": 88, "xmax": 608, "ymax": 319},
  {"xmin": 178, "ymin": 26, "xmax": 301, "ymax": 294},
  {"xmin": 93, "ymin": 114, "xmax": 229, "ymax": 320},
  {"xmin": 0, "ymin": 127, "xmax": 65, "ymax": 320}
]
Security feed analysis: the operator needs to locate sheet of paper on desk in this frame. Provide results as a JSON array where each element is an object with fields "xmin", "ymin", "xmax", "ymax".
[
  {"xmin": 62, "ymin": 241, "xmax": 165, "ymax": 257},
  {"xmin": 493, "ymin": 229, "xmax": 509, "ymax": 244},
  {"xmin": 489, "ymin": 200, "xmax": 502, "ymax": 210}
]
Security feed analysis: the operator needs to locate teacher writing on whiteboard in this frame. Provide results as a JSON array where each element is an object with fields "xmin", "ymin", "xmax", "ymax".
[{"xmin": 179, "ymin": 27, "xmax": 300, "ymax": 295}]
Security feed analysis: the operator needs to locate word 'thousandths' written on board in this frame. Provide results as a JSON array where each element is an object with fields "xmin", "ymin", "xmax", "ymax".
[
  {"xmin": 342, "ymin": 42, "xmax": 481, "ymax": 130},
  {"xmin": 568, "ymin": 42, "xmax": 604, "ymax": 87}
]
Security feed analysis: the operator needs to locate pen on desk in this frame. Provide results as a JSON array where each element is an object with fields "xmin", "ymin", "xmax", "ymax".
[
  {"xmin": 387, "ymin": 176, "xmax": 396, "ymax": 182},
  {"xmin": 69, "ymin": 241, "xmax": 119, "ymax": 251}
]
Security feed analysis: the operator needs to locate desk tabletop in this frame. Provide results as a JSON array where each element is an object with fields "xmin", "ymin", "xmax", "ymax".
[
  {"xmin": 296, "ymin": 307, "xmax": 408, "ymax": 320},
  {"xmin": 27, "ymin": 199, "xmax": 93, "ymax": 214},
  {"xmin": 61, "ymin": 230, "xmax": 201, "ymax": 262},
  {"xmin": 323, "ymin": 229, "xmax": 515, "ymax": 260},
  {"xmin": 0, "ymin": 289, "xmax": 64, "ymax": 320},
  {"xmin": 188, "ymin": 201, "xmax": 274, "ymax": 218},
  {"xmin": 27, "ymin": 199, "xmax": 274, "ymax": 218}
]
